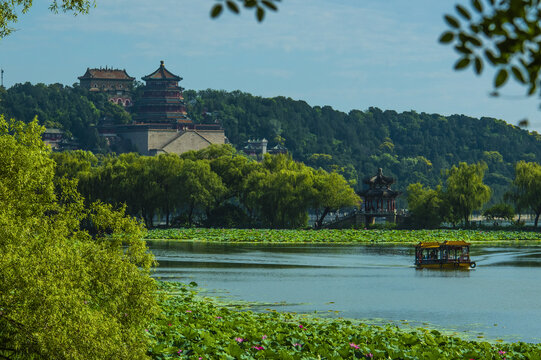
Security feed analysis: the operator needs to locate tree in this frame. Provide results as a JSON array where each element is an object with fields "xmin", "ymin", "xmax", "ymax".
[
  {"xmin": 0, "ymin": 0, "xmax": 94, "ymax": 37},
  {"xmin": 177, "ymin": 159, "xmax": 227, "ymax": 226},
  {"xmin": 441, "ymin": 0, "xmax": 541, "ymax": 119},
  {"xmin": 312, "ymin": 170, "xmax": 360, "ymax": 228},
  {"xmin": 0, "ymin": 116, "xmax": 158, "ymax": 359},
  {"xmin": 0, "ymin": 0, "xmax": 281, "ymax": 38},
  {"xmin": 510, "ymin": 161, "xmax": 541, "ymax": 226},
  {"xmin": 483, "ymin": 203, "xmax": 515, "ymax": 222},
  {"xmin": 444, "ymin": 162, "xmax": 491, "ymax": 226},
  {"xmin": 406, "ymin": 183, "xmax": 447, "ymax": 228}
]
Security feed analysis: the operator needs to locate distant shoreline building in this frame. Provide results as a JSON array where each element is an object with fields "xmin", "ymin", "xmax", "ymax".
[
  {"xmin": 97, "ymin": 61, "xmax": 226, "ymax": 155},
  {"xmin": 358, "ymin": 168, "xmax": 401, "ymax": 224},
  {"xmin": 78, "ymin": 67, "xmax": 135, "ymax": 107},
  {"xmin": 242, "ymin": 138, "xmax": 287, "ymax": 160}
]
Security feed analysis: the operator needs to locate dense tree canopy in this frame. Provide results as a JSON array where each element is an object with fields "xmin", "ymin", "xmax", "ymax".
[
  {"xmin": 0, "ymin": 116, "xmax": 158, "ymax": 359},
  {"xmin": 3, "ymin": 83, "xmax": 541, "ymax": 207},
  {"xmin": 185, "ymin": 89, "xmax": 541, "ymax": 204},
  {"xmin": 0, "ymin": 83, "xmax": 131, "ymax": 152},
  {"xmin": 52, "ymin": 145, "xmax": 359, "ymax": 229},
  {"xmin": 407, "ymin": 162, "xmax": 491, "ymax": 228},
  {"xmin": 406, "ymin": 183, "xmax": 446, "ymax": 228},
  {"xmin": 444, "ymin": 162, "xmax": 492, "ymax": 226},
  {"xmin": 509, "ymin": 161, "xmax": 541, "ymax": 226}
]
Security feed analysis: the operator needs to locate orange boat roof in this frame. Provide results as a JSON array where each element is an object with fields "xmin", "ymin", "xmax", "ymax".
[
  {"xmin": 416, "ymin": 242, "xmax": 441, "ymax": 248},
  {"xmin": 416, "ymin": 241, "xmax": 471, "ymax": 248},
  {"xmin": 443, "ymin": 240, "xmax": 471, "ymax": 247}
]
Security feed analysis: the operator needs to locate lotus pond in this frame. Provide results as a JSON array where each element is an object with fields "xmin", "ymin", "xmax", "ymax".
[
  {"xmin": 150, "ymin": 282, "xmax": 541, "ymax": 360},
  {"xmin": 146, "ymin": 228, "xmax": 541, "ymax": 245},
  {"xmin": 146, "ymin": 230, "xmax": 541, "ymax": 359}
]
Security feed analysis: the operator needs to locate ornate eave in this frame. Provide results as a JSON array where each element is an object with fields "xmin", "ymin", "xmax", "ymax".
[
  {"xmin": 142, "ymin": 61, "xmax": 182, "ymax": 81},
  {"xmin": 363, "ymin": 168, "xmax": 395, "ymax": 187},
  {"xmin": 78, "ymin": 68, "xmax": 135, "ymax": 81}
]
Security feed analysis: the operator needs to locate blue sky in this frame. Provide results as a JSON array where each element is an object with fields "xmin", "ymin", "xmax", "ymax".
[{"xmin": 1, "ymin": 0, "xmax": 541, "ymax": 131}]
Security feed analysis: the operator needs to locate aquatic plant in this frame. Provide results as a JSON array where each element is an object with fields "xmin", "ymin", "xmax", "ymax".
[
  {"xmin": 148, "ymin": 282, "xmax": 541, "ymax": 359},
  {"xmin": 146, "ymin": 228, "xmax": 541, "ymax": 245}
]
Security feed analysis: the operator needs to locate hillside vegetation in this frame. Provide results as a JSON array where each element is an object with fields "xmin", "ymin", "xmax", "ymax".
[
  {"xmin": 185, "ymin": 89, "xmax": 541, "ymax": 203},
  {"xmin": 2, "ymin": 84, "xmax": 540, "ymax": 203}
]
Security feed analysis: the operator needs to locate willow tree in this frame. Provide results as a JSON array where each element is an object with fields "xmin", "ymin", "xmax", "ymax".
[
  {"xmin": 444, "ymin": 161, "xmax": 491, "ymax": 226},
  {"xmin": 0, "ymin": 116, "xmax": 158, "ymax": 360},
  {"xmin": 407, "ymin": 183, "xmax": 447, "ymax": 228},
  {"xmin": 312, "ymin": 170, "xmax": 360, "ymax": 229},
  {"xmin": 511, "ymin": 161, "xmax": 541, "ymax": 227}
]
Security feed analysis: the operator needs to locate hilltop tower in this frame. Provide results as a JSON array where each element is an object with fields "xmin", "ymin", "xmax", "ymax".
[
  {"xmin": 109, "ymin": 61, "xmax": 226, "ymax": 155},
  {"xmin": 136, "ymin": 60, "xmax": 189, "ymax": 124}
]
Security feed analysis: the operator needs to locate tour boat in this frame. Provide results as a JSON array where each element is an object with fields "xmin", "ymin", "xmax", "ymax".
[{"xmin": 414, "ymin": 241, "xmax": 476, "ymax": 269}]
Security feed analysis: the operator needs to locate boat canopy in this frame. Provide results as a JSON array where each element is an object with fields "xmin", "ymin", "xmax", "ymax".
[
  {"xmin": 442, "ymin": 241, "xmax": 471, "ymax": 247},
  {"xmin": 416, "ymin": 242, "xmax": 441, "ymax": 249},
  {"xmin": 416, "ymin": 241, "xmax": 471, "ymax": 249}
]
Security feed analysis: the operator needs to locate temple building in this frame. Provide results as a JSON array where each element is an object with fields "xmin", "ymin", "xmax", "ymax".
[
  {"xmin": 135, "ymin": 61, "xmax": 190, "ymax": 124},
  {"xmin": 78, "ymin": 67, "xmax": 135, "ymax": 107},
  {"xmin": 358, "ymin": 168, "xmax": 401, "ymax": 224},
  {"xmin": 109, "ymin": 61, "xmax": 226, "ymax": 155},
  {"xmin": 242, "ymin": 138, "xmax": 288, "ymax": 160}
]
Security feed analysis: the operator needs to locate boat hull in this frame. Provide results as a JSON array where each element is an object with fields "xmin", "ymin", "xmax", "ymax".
[{"xmin": 416, "ymin": 262, "xmax": 474, "ymax": 270}]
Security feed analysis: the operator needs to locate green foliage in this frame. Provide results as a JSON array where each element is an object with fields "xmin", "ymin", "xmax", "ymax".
[
  {"xmin": 184, "ymin": 90, "xmax": 541, "ymax": 205},
  {"xmin": 210, "ymin": 0, "xmax": 280, "ymax": 22},
  {"xmin": 444, "ymin": 162, "xmax": 491, "ymax": 226},
  {"xmin": 0, "ymin": 83, "xmax": 131, "ymax": 151},
  {"xmin": 312, "ymin": 169, "xmax": 361, "ymax": 228},
  {"xmin": 406, "ymin": 183, "xmax": 446, "ymax": 228},
  {"xmin": 0, "ymin": 0, "xmax": 94, "ymax": 37},
  {"xmin": 0, "ymin": 115, "xmax": 158, "ymax": 359},
  {"xmin": 147, "ymin": 228, "xmax": 541, "ymax": 244},
  {"xmin": 442, "ymin": 0, "xmax": 541, "ymax": 98},
  {"xmin": 53, "ymin": 146, "xmax": 358, "ymax": 229},
  {"xmin": 483, "ymin": 203, "xmax": 515, "ymax": 222},
  {"xmin": 510, "ymin": 161, "xmax": 541, "ymax": 226},
  {"xmin": 1, "ymin": 83, "xmax": 539, "ymax": 208},
  {"xmin": 149, "ymin": 281, "xmax": 540, "ymax": 359}
]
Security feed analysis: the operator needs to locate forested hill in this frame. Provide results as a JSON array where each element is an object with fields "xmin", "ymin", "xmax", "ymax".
[
  {"xmin": 1, "ymin": 83, "xmax": 540, "ymax": 204},
  {"xmin": 184, "ymin": 89, "xmax": 541, "ymax": 203}
]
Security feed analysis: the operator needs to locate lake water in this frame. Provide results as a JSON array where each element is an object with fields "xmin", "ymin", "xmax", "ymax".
[{"xmin": 147, "ymin": 241, "xmax": 541, "ymax": 343}]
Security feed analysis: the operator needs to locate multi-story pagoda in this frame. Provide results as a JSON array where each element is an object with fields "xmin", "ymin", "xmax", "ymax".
[
  {"xmin": 108, "ymin": 61, "xmax": 226, "ymax": 156},
  {"xmin": 359, "ymin": 168, "xmax": 401, "ymax": 224},
  {"xmin": 135, "ymin": 61, "xmax": 190, "ymax": 124},
  {"xmin": 78, "ymin": 67, "xmax": 135, "ymax": 107}
]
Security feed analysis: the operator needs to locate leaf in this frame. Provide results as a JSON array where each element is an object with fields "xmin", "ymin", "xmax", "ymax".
[
  {"xmin": 468, "ymin": 35, "xmax": 482, "ymax": 47},
  {"xmin": 494, "ymin": 68, "xmax": 508, "ymax": 88},
  {"xmin": 439, "ymin": 32, "xmax": 454, "ymax": 44},
  {"xmin": 211, "ymin": 4, "xmax": 223, "ymax": 18},
  {"xmin": 472, "ymin": 0, "xmax": 483, "ymax": 12},
  {"xmin": 474, "ymin": 57, "xmax": 483, "ymax": 74},
  {"xmin": 256, "ymin": 6, "xmax": 265, "ymax": 21},
  {"xmin": 245, "ymin": 0, "xmax": 257, "ymax": 8},
  {"xmin": 484, "ymin": 49, "xmax": 497, "ymax": 65},
  {"xmin": 226, "ymin": 0, "xmax": 240, "ymax": 14},
  {"xmin": 261, "ymin": 0, "xmax": 278, "ymax": 11},
  {"xmin": 511, "ymin": 66, "xmax": 526, "ymax": 84},
  {"xmin": 444, "ymin": 15, "xmax": 460, "ymax": 29},
  {"xmin": 455, "ymin": 5, "xmax": 471, "ymax": 20},
  {"xmin": 454, "ymin": 57, "xmax": 471, "ymax": 70}
]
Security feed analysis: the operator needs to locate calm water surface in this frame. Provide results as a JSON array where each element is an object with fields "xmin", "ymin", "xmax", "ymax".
[{"xmin": 147, "ymin": 241, "xmax": 541, "ymax": 343}]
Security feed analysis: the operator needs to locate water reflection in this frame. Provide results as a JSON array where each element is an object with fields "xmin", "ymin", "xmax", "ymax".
[{"xmin": 148, "ymin": 240, "xmax": 541, "ymax": 343}]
